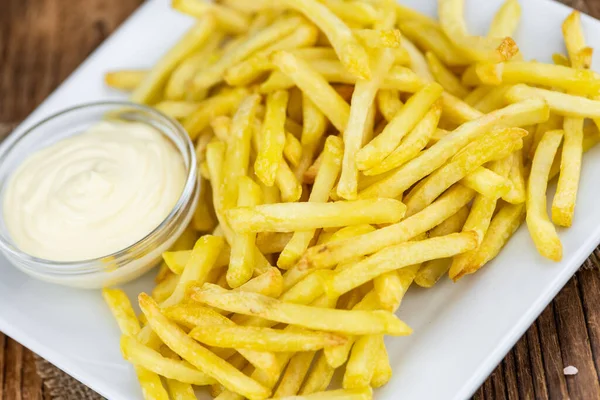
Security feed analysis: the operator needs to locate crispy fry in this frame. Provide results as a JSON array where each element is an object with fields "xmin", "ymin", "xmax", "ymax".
[
  {"xmin": 226, "ymin": 198, "xmax": 406, "ymax": 233},
  {"xmin": 527, "ymin": 130, "xmax": 564, "ymax": 261},
  {"xmin": 278, "ymin": 136, "xmax": 343, "ymax": 268},
  {"xmin": 425, "ymin": 52, "xmax": 469, "ymax": 97},
  {"xmin": 131, "ymin": 16, "xmax": 216, "ymax": 104},
  {"xmin": 377, "ymin": 90, "xmax": 403, "ymax": 122},
  {"xmin": 400, "ymin": 21, "xmax": 468, "ymax": 66},
  {"xmin": 280, "ymin": 0, "xmax": 371, "ymax": 79},
  {"xmin": 370, "ymin": 337, "xmax": 392, "ymax": 388},
  {"xmin": 191, "ymin": 284, "xmax": 411, "ymax": 336},
  {"xmin": 359, "ymin": 99, "xmax": 549, "ymax": 199},
  {"xmin": 104, "ymin": 70, "xmax": 146, "ymax": 91},
  {"xmin": 506, "ymin": 84, "xmax": 600, "ymax": 119},
  {"xmin": 255, "ymin": 90, "xmax": 289, "ymax": 186},
  {"xmin": 273, "ymin": 351, "xmax": 316, "ymax": 397},
  {"xmin": 284, "ymin": 132, "xmax": 303, "ymax": 167},
  {"xmin": 338, "ymin": 49, "xmax": 396, "ymax": 199},
  {"xmin": 460, "ymin": 166, "xmax": 512, "ymax": 199},
  {"xmin": 356, "ymin": 83, "xmax": 443, "ymax": 170}
]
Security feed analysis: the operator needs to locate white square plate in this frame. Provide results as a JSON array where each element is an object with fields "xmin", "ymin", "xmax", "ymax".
[{"xmin": 1, "ymin": 0, "xmax": 600, "ymax": 399}]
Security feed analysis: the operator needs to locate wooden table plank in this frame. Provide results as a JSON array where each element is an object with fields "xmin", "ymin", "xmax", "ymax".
[{"xmin": 1, "ymin": 1, "xmax": 600, "ymax": 400}]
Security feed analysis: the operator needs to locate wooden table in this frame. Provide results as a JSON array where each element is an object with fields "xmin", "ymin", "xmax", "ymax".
[{"xmin": 1, "ymin": 0, "xmax": 600, "ymax": 399}]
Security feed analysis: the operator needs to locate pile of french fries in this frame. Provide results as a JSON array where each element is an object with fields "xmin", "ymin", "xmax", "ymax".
[{"xmin": 101, "ymin": 0, "xmax": 600, "ymax": 398}]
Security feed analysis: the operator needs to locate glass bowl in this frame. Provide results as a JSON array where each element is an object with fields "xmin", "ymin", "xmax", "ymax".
[{"xmin": 0, "ymin": 101, "xmax": 199, "ymax": 289}]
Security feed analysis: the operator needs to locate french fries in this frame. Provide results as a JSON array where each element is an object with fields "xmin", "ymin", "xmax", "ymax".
[{"xmin": 101, "ymin": 2, "xmax": 600, "ymax": 398}]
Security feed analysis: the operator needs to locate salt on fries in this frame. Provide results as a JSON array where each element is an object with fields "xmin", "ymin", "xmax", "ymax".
[{"xmin": 100, "ymin": 1, "xmax": 600, "ymax": 398}]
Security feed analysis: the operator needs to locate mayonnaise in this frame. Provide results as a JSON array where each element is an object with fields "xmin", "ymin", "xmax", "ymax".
[{"xmin": 3, "ymin": 121, "xmax": 186, "ymax": 262}]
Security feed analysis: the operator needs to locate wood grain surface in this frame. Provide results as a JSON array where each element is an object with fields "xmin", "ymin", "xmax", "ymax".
[{"xmin": 2, "ymin": 0, "xmax": 600, "ymax": 399}]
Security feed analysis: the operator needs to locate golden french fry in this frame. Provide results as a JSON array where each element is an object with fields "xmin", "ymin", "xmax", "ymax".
[
  {"xmin": 139, "ymin": 294, "xmax": 271, "ymax": 400},
  {"xmin": 222, "ymin": 94, "xmax": 261, "ymax": 210},
  {"xmin": 284, "ymin": 132, "xmax": 303, "ymax": 167},
  {"xmin": 192, "ymin": 16, "xmax": 303, "ymax": 93},
  {"xmin": 440, "ymin": 92, "xmax": 484, "ymax": 125},
  {"xmin": 166, "ymin": 379, "xmax": 196, "ymax": 400},
  {"xmin": 529, "ymin": 113, "xmax": 563, "ymax": 160},
  {"xmin": 425, "ymin": 52, "xmax": 469, "ymax": 98},
  {"xmin": 356, "ymin": 83, "xmax": 443, "ymax": 170},
  {"xmin": 183, "ymin": 87, "xmax": 250, "ymax": 139},
  {"xmin": 460, "ymin": 166, "xmax": 512, "ymax": 199},
  {"xmin": 365, "ymin": 102, "xmax": 441, "ymax": 176},
  {"xmin": 452, "ymin": 203, "xmax": 525, "ymax": 280},
  {"xmin": 280, "ymin": 0, "xmax": 371, "ymax": 79},
  {"xmin": 191, "ymin": 284, "xmax": 411, "ymax": 336},
  {"xmin": 359, "ymin": 99, "xmax": 549, "ymax": 199},
  {"xmin": 370, "ymin": 337, "xmax": 392, "ymax": 388},
  {"xmin": 563, "ymin": 11, "xmax": 588, "ymax": 67},
  {"xmin": 275, "ymin": 160, "xmax": 304, "ymax": 202},
  {"xmin": 466, "ymin": 62, "xmax": 600, "ymax": 96},
  {"xmin": 228, "ymin": 177, "xmax": 263, "ymax": 288},
  {"xmin": 327, "ymin": 232, "xmax": 477, "ymax": 297},
  {"xmin": 135, "ymin": 365, "xmax": 170, "ymax": 400},
  {"xmin": 255, "ymin": 90, "xmax": 289, "ymax": 186},
  {"xmin": 104, "ymin": 70, "xmax": 146, "ymax": 91},
  {"xmin": 273, "ymin": 351, "xmax": 316, "ymax": 397},
  {"xmin": 226, "ymin": 198, "xmax": 406, "ymax": 233},
  {"xmin": 190, "ymin": 325, "xmax": 346, "ymax": 352},
  {"xmin": 377, "ymin": 90, "xmax": 403, "ymax": 122},
  {"xmin": 472, "ymin": 85, "xmax": 511, "ymax": 113},
  {"xmin": 344, "ymin": 334, "xmax": 380, "ymax": 389},
  {"xmin": 302, "ymin": 185, "xmax": 475, "ymax": 269},
  {"xmin": 338, "ymin": 49, "xmax": 396, "ymax": 199},
  {"xmin": 488, "ymin": 0, "xmax": 521, "ymax": 37},
  {"xmin": 272, "ymin": 51, "xmax": 350, "ymax": 132},
  {"xmin": 278, "ymin": 136, "xmax": 343, "ymax": 268},
  {"xmin": 504, "ymin": 150, "xmax": 526, "ymax": 204},
  {"xmin": 301, "ymin": 94, "xmax": 328, "ymax": 147},
  {"xmin": 438, "ymin": 0, "xmax": 518, "ymax": 63},
  {"xmin": 154, "ymin": 101, "xmax": 199, "ymax": 120},
  {"xmin": 173, "ymin": 0, "xmax": 250, "ymax": 34},
  {"xmin": 131, "ymin": 16, "xmax": 216, "ymax": 104},
  {"xmin": 506, "ymin": 84, "xmax": 600, "ymax": 119},
  {"xmin": 298, "ymin": 352, "xmax": 335, "ymax": 395},
  {"xmin": 121, "ymin": 335, "xmax": 215, "ymax": 386},
  {"xmin": 405, "ymin": 127, "xmax": 525, "ymax": 216},
  {"xmin": 161, "ymin": 235, "xmax": 224, "ymax": 308},
  {"xmin": 527, "ymin": 130, "xmax": 564, "ymax": 261},
  {"xmin": 152, "ymin": 273, "xmax": 179, "ymax": 304},
  {"xmin": 400, "ymin": 21, "xmax": 469, "ymax": 66}
]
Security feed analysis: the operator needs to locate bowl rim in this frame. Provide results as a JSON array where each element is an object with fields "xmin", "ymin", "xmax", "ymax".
[{"xmin": 0, "ymin": 100, "xmax": 198, "ymax": 274}]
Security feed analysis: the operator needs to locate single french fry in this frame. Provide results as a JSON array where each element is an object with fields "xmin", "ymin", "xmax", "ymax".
[
  {"xmin": 192, "ymin": 16, "xmax": 303, "ymax": 92},
  {"xmin": 226, "ymin": 198, "xmax": 406, "ymax": 233},
  {"xmin": 121, "ymin": 336, "xmax": 216, "ymax": 386},
  {"xmin": 273, "ymin": 352, "xmax": 316, "ymax": 397},
  {"xmin": 343, "ymin": 334, "xmax": 380, "ymax": 389},
  {"xmin": 166, "ymin": 379, "xmax": 196, "ymax": 400},
  {"xmin": 466, "ymin": 62, "xmax": 600, "ymax": 96},
  {"xmin": 438, "ymin": 0, "xmax": 518, "ymax": 63},
  {"xmin": 400, "ymin": 21, "xmax": 468, "ymax": 67},
  {"xmin": 190, "ymin": 325, "xmax": 346, "ymax": 352},
  {"xmin": 365, "ymin": 102, "xmax": 441, "ymax": 176},
  {"xmin": 338, "ymin": 49, "xmax": 396, "ymax": 199},
  {"xmin": 104, "ymin": 70, "xmax": 146, "ymax": 91},
  {"xmin": 301, "ymin": 94, "xmax": 328, "ymax": 147},
  {"xmin": 135, "ymin": 365, "xmax": 170, "ymax": 400},
  {"xmin": 563, "ymin": 11, "xmax": 588, "ymax": 68},
  {"xmin": 190, "ymin": 284, "xmax": 411, "ymax": 336},
  {"xmin": 504, "ymin": 150, "xmax": 526, "ymax": 204},
  {"xmin": 488, "ymin": 0, "xmax": 521, "ymax": 37},
  {"xmin": 255, "ymin": 90, "xmax": 289, "ymax": 186},
  {"xmin": 154, "ymin": 101, "xmax": 199, "ymax": 120},
  {"xmin": 284, "ymin": 132, "xmax": 303, "ymax": 167},
  {"xmin": 280, "ymin": 0, "xmax": 371, "ymax": 79},
  {"xmin": 356, "ymin": 83, "xmax": 443, "ymax": 170},
  {"xmin": 460, "ymin": 166, "xmax": 512, "ymax": 199},
  {"xmin": 173, "ymin": 0, "xmax": 250, "ymax": 34},
  {"xmin": 453, "ymin": 203, "xmax": 525, "ymax": 280},
  {"xmin": 278, "ymin": 136, "xmax": 343, "ymax": 269},
  {"xmin": 131, "ymin": 15, "xmax": 215, "ymax": 104},
  {"xmin": 139, "ymin": 294, "xmax": 270, "ymax": 400},
  {"xmin": 425, "ymin": 52, "xmax": 469, "ymax": 98},
  {"xmin": 272, "ymin": 51, "xmax": 350, "ymax": 132},
  {"xmin": 161, "ymin": 235, "xmax": 225, "ymax": 308},
  {"xmin": 405, "ymin": 127, "xmax": 525, "ymax": 216},
  {"xmin": 152, "ymin": 273, "xmax": 179, "ymax": 304},
  {"xmin": 440, "ymin": 92, "xmax": 484, "ymax": 125},
  {"xmin": 529, "ymin": 113, "xmax": 563, "ymax": 161},
  {"xmin": 228, "ymin": 177, "xmax": 263, "ymax": 288},
  {"xmin": 299, "ymin": 352, "xmax": 335, "ymax": 394},
  {"xmin": 506, "ymin": 84, "xmax": 600, "ymax": 119},
  {"xmin": 402, "ymin": 36, "xmax": 434, "ymax": 82},
  {"xmin": 302, "ymin": 185, "xmax": 475, "ymax": 270},
  {"xmin": 359, "ymin": 99, "xmax": 549, "ymax": 199},
  {"xmin": 370, "ymin": 337, "xmax": 392, "ymax": 388},
  {"xmin": 327, "ymin": 232, "xmax": 477, "ymax": 297},
  {"xmin": 276, "ymin": 160, "xmax": 304, "ymax": 202},
  {"xmin": 222, "ymin": 94, "xmax": 261, "ymax": 210},
  {"xmin": 527, "ymin": 130, "xmax": 564, "ymax": 261},
  {"xmin": 261, "ymin": 62, "xmax": 424, "ymax": 94},
  {"xmin": 183, "ymin": 88, "xmax": 250, "ymax": 139}
]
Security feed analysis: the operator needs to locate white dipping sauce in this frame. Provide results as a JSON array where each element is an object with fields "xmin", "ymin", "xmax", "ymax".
[{"xmin": 3, "ymin": 121, "xmax": 186, "ymax": 261}]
